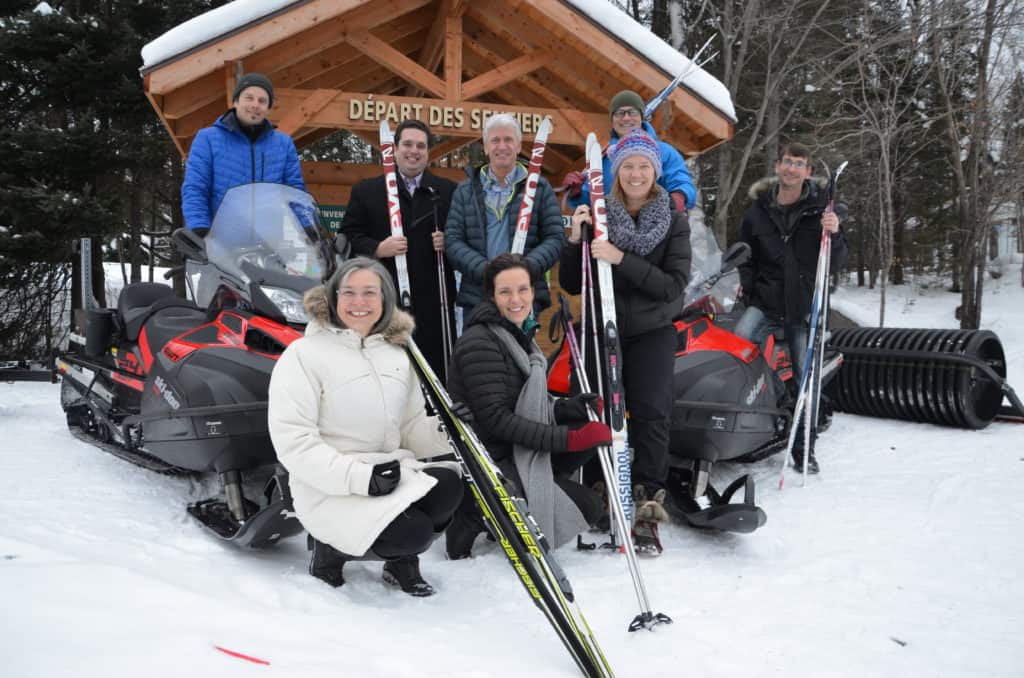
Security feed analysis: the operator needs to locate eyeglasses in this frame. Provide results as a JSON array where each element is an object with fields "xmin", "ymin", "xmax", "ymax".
[
  {"xmin": 339, "ymin": 288, "xmax": 381, "ymax": 301},
  {"xmin": 612, "ymin": 107, "xmax": 642, "ymax": 120},
  {"xmin": 779, "ymin": 158, "xmax": 808, "ymax": 169}
]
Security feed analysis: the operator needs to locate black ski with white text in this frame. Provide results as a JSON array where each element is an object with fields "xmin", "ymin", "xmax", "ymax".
[{"xmin": 406, "ymin": 339, "xmax": 614, "ymax": 678}]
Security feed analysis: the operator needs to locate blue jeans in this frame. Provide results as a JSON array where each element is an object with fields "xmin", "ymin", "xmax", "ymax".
[{"xmin": 735, "ymin": 306, "xmax": 809, "ymax": 379}]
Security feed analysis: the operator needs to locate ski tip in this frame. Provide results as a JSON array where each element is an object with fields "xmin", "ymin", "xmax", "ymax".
[
  {"xmin": 537, "ymin": 115, "xmax": 553, "ymax": 137},
  {"xmin": 379, "ymin": 119, "xmax": 392, "ymax": 139},
  {"xmin": 585, "ymin": 133, "xmax": 601, "ymax": 166}
]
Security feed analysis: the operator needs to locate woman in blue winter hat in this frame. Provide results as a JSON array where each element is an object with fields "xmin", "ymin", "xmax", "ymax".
[{"xmin": 559, "ymin": 130, "xmax": 692, "ymax": 555}]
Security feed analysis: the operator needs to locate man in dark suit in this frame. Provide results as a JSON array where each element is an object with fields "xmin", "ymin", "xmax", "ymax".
[{"xmin": 340, "ymin": 119, "xmax": 457, "ymax": 379}]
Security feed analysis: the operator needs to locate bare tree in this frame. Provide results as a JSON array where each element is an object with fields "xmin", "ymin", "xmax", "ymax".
[
  {"xmin": 819, "ymin": 4, "xmax": 937, "ymax": 326},
  {"xmin": 928, "ymin": 0, "xmax": 1022, "ymax": 328},
  {"xmin": 706, "ymin": 0, "xmax": 840, "ymax": 245}
]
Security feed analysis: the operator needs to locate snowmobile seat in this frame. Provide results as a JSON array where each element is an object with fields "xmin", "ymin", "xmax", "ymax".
[
  {"xmin": 140, "ymin": 302, "xmax": 209, "ymax": 354},
  {"xmin": 117, "ymin": 283, "xmax": 200, "ymax": 342}
]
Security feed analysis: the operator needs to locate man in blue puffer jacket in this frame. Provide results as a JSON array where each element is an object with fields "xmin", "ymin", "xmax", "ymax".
[
  {"xmin": 181, "ymin": 73, "xmax": 306, "ymax": 234},
  {"xmin": 565, "ymin": 90, "xmax": 696, "ymax": 213}
]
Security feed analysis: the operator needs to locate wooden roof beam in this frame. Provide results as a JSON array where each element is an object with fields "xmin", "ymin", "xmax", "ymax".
[
  {"xmin": 159, "ymin": 3, "xmax": 434, "ymax": 120},
  {"xmin": 145, "ymin": 0, "xmax": 434, "ymax": 95},
  {"xmin": 466, "ymin": 4, "xmax": 614, "ymax": 113},
  {"xmin": 462, "ymin": 50, "xmax": 553, "ymax": 101},
  {"xmin": 462, "ymin": 36, "xmax": 565, "ymax": 109},
  {"xmin": 347, "ymin": 30, "xmax": 447, "ymax": 99},
  {"xmin": 429, "ymin": 136, "xmax": 476, "ymax": 162},
  {"xmin": 505, "ymin": 0, "xmax": 731, "ymax": 145},
  {"xmin": 277, "ymin": 89, "xmax": 339, "ymax": 137},
  {"xmin": 445, "ymin": 15, "xmax": 463, "ymax": 101}
]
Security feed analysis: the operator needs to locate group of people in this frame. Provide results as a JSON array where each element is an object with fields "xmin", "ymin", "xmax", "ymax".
[{"xmin": 182, "ymin": 72, "xmax": 846, "ymax": 595}]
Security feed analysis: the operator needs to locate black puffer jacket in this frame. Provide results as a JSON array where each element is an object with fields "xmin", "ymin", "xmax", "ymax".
[
  {"xmin": 447, "ymin": 301, "xmax": 570, "ymax": 462},
  {"xmin": 559, "ymin": 202, "xmax": 691, "ymax": 340},
  {"xmin": 739, "ymin": 177, "xmax": 849, "ymax": 324}
]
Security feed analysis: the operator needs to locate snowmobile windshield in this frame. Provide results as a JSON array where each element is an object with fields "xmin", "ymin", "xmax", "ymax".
[
  {"xmin": 193, "ymin": 184, "xmax": 333, "ymax": 323},
  {"xmin": 683, "ymin": 208, "xmax": 740, "ymax": 314}
]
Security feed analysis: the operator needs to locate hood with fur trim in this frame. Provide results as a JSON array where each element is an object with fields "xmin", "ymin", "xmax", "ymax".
[
  {"xmin": 301, "ymin": 284, "xmax": 415, "ymax": 346},
  {"xmin": 747, "ymin": 175, "xmax": 828, "ymax": 202}
]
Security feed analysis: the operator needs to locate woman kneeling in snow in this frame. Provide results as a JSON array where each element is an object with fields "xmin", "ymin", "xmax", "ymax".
[{"xmin": 268, "ymin": 257, "xmax": 462, "ymax": 596}]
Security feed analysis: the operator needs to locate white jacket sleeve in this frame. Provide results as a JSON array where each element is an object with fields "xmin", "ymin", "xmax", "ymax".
[
  {"xmin": 399, "ymin": 366, "xmax": 451, "ymax": 460},
  {"xmin": 268, "ymin": 347, "xmax": 374, "ymax": 496}
]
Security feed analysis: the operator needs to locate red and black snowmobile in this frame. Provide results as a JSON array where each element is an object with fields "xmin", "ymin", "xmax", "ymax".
[
  {"xmin": 56, "ymin": 184, "xmax": 345, "ymax": 548},
  {"xmin": 548, "ymin": 218, "xmax": 841, "ymax": 535}
]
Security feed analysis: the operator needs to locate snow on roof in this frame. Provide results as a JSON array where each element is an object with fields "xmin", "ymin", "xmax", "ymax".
[
  {"xmin": 141, "ymin": 0, "xmax": 735, "ymax": 122},
  {"xmin": 563, "ymin": 0, "xmax": 735, "ymax": 121},
  {"xmin": 141, "ymin": 0, "xmax": 299, "ymax": 69}
]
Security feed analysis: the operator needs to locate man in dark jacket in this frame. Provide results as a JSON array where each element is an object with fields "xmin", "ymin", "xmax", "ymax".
[
  {"xmin": 736, "ymin": 141, "xmax": 847, "ymax": 472},
  {"xmin": 444, "ymin": 113, "xmax": 564, "ymax": 316},
  {"xmin": 340, "ymin": 119, "xmax": 457, "ymax": 380},
  {"xmin": 181, "ymin": 73, "xmax": 305, "ymax": 233}
]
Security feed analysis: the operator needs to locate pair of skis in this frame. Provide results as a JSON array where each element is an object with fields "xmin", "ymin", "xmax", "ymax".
[
  {"xmin": 379, "ymin": 121, "xmax": 453, "ymax": 364},
  {"xmin": 778, "ymin": 160, "xmax": 848, "ymax": 488},
  {"xmin": 406, "ymin": 339, "xmax": 614, "ymax": 677}
]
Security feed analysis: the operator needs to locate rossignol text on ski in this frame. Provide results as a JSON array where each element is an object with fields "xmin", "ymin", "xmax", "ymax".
[
  {"xmin": 585, "ymin": 133, "xmax": 634, "ymax": 537},
  {"xmin": 511, "ymin": 116, "xmax": 553, "ymax": 255},
  {"xmin": 379, "ymin": 120, "xmax": 412, "ymax": 309}
]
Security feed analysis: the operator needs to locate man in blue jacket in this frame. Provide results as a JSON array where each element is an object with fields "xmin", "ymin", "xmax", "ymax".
[
  {"xmin": 181, "ymin": 73, "xmax": 306, "ymax": 234},
  {"xmin": 565, "ymin": 90, "xmax": 696, "ymax": 213}
]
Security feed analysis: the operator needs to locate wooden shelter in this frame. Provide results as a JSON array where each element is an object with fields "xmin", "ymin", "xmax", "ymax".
[{"xmin": 142, "ymin": 0, "xmax": 734, "ymax": 206}]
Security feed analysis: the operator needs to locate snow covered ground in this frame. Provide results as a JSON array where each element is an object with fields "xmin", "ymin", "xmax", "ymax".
[{"xmin": 3, "ymin": 263, "xmax": 1023, "ymax": 678}]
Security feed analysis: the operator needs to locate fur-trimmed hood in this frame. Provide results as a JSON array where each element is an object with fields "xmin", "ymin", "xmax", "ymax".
[
  {"xmin": 301, "ymin": 284, "xmax": 415, "ymax": 346},
  {"xmin": 747, "ymin": 175, "xmax": 828, "ymax": 201}
]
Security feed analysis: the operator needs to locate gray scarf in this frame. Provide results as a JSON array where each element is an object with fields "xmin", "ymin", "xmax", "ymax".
[
  {"xmin": 606, "ymin": 187, "xmax": 671, "ymax": 257},
  {"xmin": 489, "ymin": 325, "xmax": 588, "ymax": 548}
]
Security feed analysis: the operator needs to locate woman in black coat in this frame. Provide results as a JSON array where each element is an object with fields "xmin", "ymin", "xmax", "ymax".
[
  {"xmin": 560, "ymin": 130, "xmax": 691, "ymax": 555},
  {"xmin": 444, "ymin": 254, "xmax": 610, "ymax": 559}
]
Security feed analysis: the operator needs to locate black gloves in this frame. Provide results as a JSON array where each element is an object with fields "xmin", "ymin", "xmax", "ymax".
[
  {"xmin": 368, "ymin": 460, "xmax": 401, "ymax": 496},
  {"xmin": 451, "ymin": 401, "xmax": 475, "ymax": 424},
  {"xmin": 554, "ymin": 392, "xmax": 601, "ymax": 424}
]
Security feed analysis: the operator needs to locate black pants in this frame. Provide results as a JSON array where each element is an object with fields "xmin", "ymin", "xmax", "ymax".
[
  {"xmin": 453, "ymin": 448, "xmax": 604, "ymax": 534},
  {"xmin": 621, "ymin": 325, "xmax": 677, "ymax": 492},
  {"xmin": 370, "ymin": 468, "xmax": 463, "ymax": 559}
]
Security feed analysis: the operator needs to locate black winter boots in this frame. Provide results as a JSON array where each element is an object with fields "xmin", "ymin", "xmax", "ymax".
[
  {"xmin": 307, "ymin": 534, "xmax": 348, "ymax": 588},
  {"xmin": 382, "ymin": 555, "xmax": 435, "ymax": 597}
]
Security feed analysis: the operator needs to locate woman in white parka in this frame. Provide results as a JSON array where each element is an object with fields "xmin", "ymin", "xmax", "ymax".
[{"xmin": 268, "ymin": 257, "xmax": 462, "ymax": 596}]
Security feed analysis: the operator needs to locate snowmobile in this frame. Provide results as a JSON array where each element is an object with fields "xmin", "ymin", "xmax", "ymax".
[
  {"xmin": 56, "ymin": 183, "xmax": 344, "ymax": 548},
  {"xmin": 547, "ymin": 214, "xmax": 840, "ymax": 536},
  {"xmin": 666, "ymin": 231, "xmax": 842, "ymax": 534}
]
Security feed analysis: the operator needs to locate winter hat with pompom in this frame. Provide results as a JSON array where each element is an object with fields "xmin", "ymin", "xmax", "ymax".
[{"xmin": 608, "ymin": 130, "xmax": 662, "ymax": 180}]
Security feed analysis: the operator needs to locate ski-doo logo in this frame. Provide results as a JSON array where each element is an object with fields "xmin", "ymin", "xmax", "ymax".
[
  {"xmin": 745, "ymin": 375, "xmax": 766, "ymax": 405},
  {"xmin": 153, "ymin": 376, "xmax": 180, "ymax": 410}
]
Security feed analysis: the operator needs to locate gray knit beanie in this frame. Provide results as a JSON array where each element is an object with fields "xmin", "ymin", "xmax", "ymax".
[{"xmin": 233, "ymin": 73, "xmax": 274, "ymax": 108}]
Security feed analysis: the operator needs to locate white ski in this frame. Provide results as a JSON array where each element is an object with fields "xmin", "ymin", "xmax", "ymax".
[
  {"xmin": 379, "ymin": 120, "xmax": 412, "ymax": 309},
  {"xmin": 511, "ymin": 116, "xmax": 553, "ymax": 255}
]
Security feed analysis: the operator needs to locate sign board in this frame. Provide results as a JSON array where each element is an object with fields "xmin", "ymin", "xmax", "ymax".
[{"xmin": 318, "ymin": 204, "xmax": 346, "ymax": 234}]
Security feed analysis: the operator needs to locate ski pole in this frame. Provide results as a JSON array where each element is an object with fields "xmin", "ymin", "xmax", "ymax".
[
  {"xmin": 426, "ymin": 186, "xmax": 454, "ymax": 369},
  {"xmin": 557, "ymin": 295, "xmax": 672, "ymax": 632}
]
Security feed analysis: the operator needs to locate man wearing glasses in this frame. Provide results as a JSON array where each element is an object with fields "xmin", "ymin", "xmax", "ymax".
[
  {"xmin": 735, "ymin": 142, "xmax": 846, "ymax": 474},
  {"xmin": 563, "ymin": 90, "xmax": 696, "ymax": 213}
]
